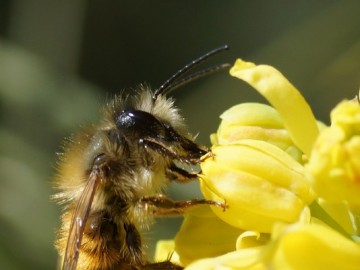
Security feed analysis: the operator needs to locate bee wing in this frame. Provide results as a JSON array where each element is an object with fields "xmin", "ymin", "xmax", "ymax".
[{"xmin": 62, "ymin": 168, "xmax": 102, "ymax": 270}]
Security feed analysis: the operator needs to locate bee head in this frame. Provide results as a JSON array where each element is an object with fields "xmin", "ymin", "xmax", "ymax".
[{"xmin": 110, "ymin": 46, "xmax": 229, "ymax": 163}]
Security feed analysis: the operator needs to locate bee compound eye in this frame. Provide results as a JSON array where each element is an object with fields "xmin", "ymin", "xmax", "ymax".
[
  {"xmin": 93, "ymin": 153, "xmax": 106, "ymax": 167},
  {"xmin": 116, "ymin": 110, "xmax": 166, "ymax": 137}
]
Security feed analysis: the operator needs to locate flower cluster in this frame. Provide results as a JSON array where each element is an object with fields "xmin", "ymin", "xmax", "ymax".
[{"xmin": 155, "ymin": 59, "xmax": 360, "ymax": 269}]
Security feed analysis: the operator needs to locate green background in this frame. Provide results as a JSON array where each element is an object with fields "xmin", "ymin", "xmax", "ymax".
[{"xmin": 0, "ymin": 1, "xmax": 359, "ymax": 269}]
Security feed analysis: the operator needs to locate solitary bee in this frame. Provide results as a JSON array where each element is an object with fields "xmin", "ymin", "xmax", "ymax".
[{"xmin": 52, "ymin": 46, "xmax": 229, "ymax": 270}]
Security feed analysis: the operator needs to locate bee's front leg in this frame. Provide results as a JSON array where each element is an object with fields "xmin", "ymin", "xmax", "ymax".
[
  {"xmin": 139, "ymin": 194, "xmax": 227, "ymax": 216},
  {"xmin": 165, "ymin": 164, "xmax": 199, "ymax": 183},
  {"xmin": 141, "ymin": 260, "xmax": 183, "ymax": 270}
]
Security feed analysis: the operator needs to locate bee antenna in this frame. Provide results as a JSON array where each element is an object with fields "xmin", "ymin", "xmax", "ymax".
[
  {"xmin": 160, "ymin": 63, "xmax": 231, "ymax": 95},
  {"xmin": 153, "ymin": 45, "xmax": 229, "ymax": 100}
]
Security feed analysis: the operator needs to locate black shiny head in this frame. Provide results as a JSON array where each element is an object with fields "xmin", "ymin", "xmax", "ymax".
[
  {"xmin": 116, "ymin": 109, "xmax": 167, "ymax": 138},
  {"xmin": 115, "ymin": 109, "xmax": 207, "ymax": 164}
]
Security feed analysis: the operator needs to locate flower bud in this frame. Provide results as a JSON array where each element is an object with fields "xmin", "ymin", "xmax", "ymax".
[
  {"xmin": 212, "ymin": 102, "xmax": 303, "ymax": 162},
  {"xmin": 200, "ymin": 140, "xmax": 314, "ymax": 232}
]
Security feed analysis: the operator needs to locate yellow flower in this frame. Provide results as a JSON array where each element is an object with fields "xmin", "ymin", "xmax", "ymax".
[
  {"xmin": 184, "ymin": 223, "xmax": 360, "ymax": 270},
  {"xmin": 157, "ymin": 58, "xmax": 360, "ymax": 270},
  {"xmin": 200, "ymin": 141, "xmax": 314, "ymax": 233},
  {"xmin": 307, "ymin": 99, "xmax": 360, "ymax": 207}
]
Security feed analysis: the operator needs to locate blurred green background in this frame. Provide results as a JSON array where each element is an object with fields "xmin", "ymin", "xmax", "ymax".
[{"xmin": 0, "ymin": 1, "xmax": 359, "ymax": 269}]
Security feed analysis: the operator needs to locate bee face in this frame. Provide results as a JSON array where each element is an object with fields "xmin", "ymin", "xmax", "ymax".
[
  {"xmin": 116, "ymin": 108, "xmax": 207, "ymax": 163},
  {"xmin": 53, "ymin": 46, "xmax": 229, "ymax": 270}
]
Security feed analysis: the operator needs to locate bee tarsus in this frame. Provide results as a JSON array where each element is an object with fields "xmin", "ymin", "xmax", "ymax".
[{"xmin": 140, "ymin": 194, "xmax": 227, "ymax": 216}]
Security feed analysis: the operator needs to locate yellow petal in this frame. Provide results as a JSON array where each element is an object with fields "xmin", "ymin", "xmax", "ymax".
[
  {"xmin": 154, "ymin": 240, "xmax": 179, "ymax": 263},
  {"xmin": 230, "ymin": 59, "xmax": 319, "ymax": 157},
  {"xmin": 174, "ymin": 205, "xmax": 243, "ymax": 266},
  {"xmin": 236, "ymin": 231, "xmax": 270, "ymax": 250},
  {"xmin": 271, "ymin": 223, "xmax": 360, "ymax": 270},
  {"xmin": 184, "ymin": 247, "xmax": 265, "ymax": 270},
  {"xmin": 219, "ymin": 103, "xmax": 283, "ymax": 129},
  {"xmin": 317, "ymin": 199, "xmax": 358, "ymax": 235}
]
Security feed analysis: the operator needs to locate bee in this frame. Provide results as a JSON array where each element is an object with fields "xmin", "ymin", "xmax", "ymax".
[{"xmin": 52, "ymin": 45, "xmax": 229, "ymax": 270}]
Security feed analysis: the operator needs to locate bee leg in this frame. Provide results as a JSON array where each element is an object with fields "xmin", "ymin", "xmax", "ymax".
[
  {"xmin": 142, "ymin": 260, "xmax": 183, "ymax": 269},
  {"xmin": 140, "ymin": 194, "xmax": 227, "ymax": 216},
  {"xmin": 166, "ymin": 163, "xmax": 198, "ymax": 183}
]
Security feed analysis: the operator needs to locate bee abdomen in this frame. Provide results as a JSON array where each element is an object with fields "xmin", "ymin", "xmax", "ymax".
[{"xmin": 58, "ymin": 210, "xmax": 145, "ymax": 270}]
